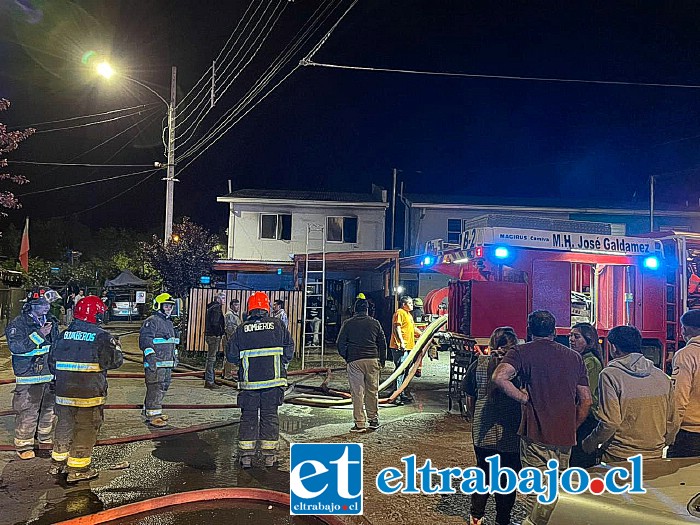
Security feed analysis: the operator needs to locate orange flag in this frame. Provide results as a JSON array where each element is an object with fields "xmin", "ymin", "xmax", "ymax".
[{"xmin": 19, "ymin": 217, "xmax": 29, "ymax": 272}]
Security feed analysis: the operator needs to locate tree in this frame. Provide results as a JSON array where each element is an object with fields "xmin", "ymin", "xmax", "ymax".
[
  {"xmin": 142, "ymin": 217, "xmax": 222, "ymax": 298},
  {"xmin": 0, "ymin": 99, "xmax": 34, "ymax": 219}
]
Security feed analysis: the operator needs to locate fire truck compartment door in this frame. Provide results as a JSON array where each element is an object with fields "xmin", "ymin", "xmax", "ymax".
[
  {"xmin": 532, "ymin": 261, "xmax": 571, "ymax": 328},
  {"xmin": 597, "ymin": 264, "xmax": 636, "ymax": 331}
]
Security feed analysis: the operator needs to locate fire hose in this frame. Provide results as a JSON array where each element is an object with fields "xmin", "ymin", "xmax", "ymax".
[{"xmin": 54, "ymin": 488, "xmax": 347, "ymax": 525}]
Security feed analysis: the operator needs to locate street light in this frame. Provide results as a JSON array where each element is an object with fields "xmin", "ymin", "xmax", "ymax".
[{"xmin": 96, "ymin": 62, "xmax": 178, "ymax": 243}]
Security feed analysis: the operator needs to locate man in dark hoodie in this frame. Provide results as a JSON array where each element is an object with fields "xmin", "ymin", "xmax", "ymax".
[
  {"xmin": 204, "ymin": 292, "xmax": 225, "ymax": 389},
  {"xmin": 336, "ymin": 298, "xmax": 387, "ymax": 433},
  {"xmin": 582, "ymin": 325, "xmax": 679, "ymax": 462}
]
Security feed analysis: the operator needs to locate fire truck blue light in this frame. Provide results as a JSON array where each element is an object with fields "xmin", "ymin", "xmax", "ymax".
[
  {"xmin": 494, "ymin": 247, "xmax": 510, "ymax": 259},
  {"xmin": 643, "ymin": 256, "xmax": 660, "ymax": 270}
]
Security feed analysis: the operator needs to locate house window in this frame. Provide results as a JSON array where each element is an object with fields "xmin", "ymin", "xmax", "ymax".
[
  {"xmin": 327, "ymin": 216, "xmax": 358, "ymax": 243},
  {"xmin": 447, "ymin": 219, "xmax": 462, "ymax": 244},
  {"xmin": 260, "ymin": 214, "xmax": 292, "ymax": 240}
]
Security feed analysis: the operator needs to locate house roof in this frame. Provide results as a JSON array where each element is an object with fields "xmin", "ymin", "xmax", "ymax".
[
  {"xmin": 405, "ymin": 193, "xmax": 700, "ymax": 216},
  {"xmin": 217, "ymin": 189, "xmax": 388, "ymax": 207}
]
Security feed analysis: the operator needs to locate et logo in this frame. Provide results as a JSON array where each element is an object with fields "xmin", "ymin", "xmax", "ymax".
[{"xmin": 289, "ymin": 443, "xmax": 363, "ymax": 515}]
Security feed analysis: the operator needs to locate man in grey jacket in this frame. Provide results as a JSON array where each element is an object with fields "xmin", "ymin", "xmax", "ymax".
[
  {"xmin": 336, "ymin": 298, "xmax": 387, "ymax": 433},
  {"xmin": 582, "ymin": 325, "xmax": 679, "ymax": 462}
]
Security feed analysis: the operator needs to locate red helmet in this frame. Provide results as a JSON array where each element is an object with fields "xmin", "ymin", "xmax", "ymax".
[
  {"xmin": 247, "ymin": 292, "xmax": 270, "ymax": 313},
  {"xmin": 74, "ymin": 296, "xmax": 106, "ymax": 324}
]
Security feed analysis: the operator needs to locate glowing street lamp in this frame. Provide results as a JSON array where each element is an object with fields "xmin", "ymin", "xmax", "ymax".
[{"xmin": 96, "ymin": 61, "xmax": 177, "ymax": 243}]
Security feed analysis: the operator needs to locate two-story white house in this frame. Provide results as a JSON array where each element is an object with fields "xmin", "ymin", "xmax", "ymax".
[{"xmin": 215, "ymin": 187, "xmax": 391, "ymax": 292}]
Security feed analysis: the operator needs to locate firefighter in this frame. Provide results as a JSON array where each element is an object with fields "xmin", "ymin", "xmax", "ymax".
[
  {"xmin": 5, "ymin": 287, "xmax": 60, "ymax": 459},
  {"xmin": 48, "ymin": 296, "xmax": 123, "ymax": 482},
  {"xmin": 140, "ymin": 293, "xmax": 179, "ymax": 427},
  {"xmin": 412, "ymin": 297, "xmax": 427, "ymax": 377},
  {"xmin": 226, "ymin": 292, "xmax": 294, "ymax": 468}
]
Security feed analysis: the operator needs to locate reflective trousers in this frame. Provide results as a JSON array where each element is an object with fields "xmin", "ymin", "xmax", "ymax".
[
  {"xmin": 238, "ymin": 387, "xmax": 284, "ymax": 457},
  {"xmin": 13, "ymin": 382, "xmax": 55, "ymax": 452},
  {"xmin": 52, "ymin": 404, "xmax": 103, "ymax": 472},
  {"xmin": 144, "ymin": 368, "xmax": 172, "ymax": 418}
]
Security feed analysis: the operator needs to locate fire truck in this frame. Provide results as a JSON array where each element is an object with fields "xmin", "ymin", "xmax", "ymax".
[{"xmin": 406, "ymin": 215, "xmax": 686, "ymax": 373}]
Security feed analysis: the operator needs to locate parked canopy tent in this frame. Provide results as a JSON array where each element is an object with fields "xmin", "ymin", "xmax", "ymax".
[{"xmin": 104, "ymin": 270, "xmax": 148, "ymax": 288}]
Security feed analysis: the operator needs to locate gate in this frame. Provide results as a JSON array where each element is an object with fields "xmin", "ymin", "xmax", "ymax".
[{"xmin": 187, "ymin": 288, "xmax": 304, "ymax": 355}]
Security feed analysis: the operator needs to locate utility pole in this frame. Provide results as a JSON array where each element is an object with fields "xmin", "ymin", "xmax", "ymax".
[
  {"xmin": 649, "ymin": 175, "xmax": 655, "ymax": 232},
  {"xmin": 391, "ymin": 168, "xmax": 397, "ymax": 249},
  {"xmin": 164, "ymin": 66, "xmax": 178, "ymax": 243}
]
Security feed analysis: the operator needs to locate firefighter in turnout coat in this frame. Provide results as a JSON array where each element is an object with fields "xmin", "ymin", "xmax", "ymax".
[
  {"xmin": 49, "ymin": 296, "xmax": 123, "ymax": 482},
  {"xmin": 227, "ymin": 292, "xmax": 294, "ymax": 468},
  {"xmin": 140, "ymin": 293, "xmax": 179, "ymax": 427},
  {"xmin": 5, "ymin": 287, "xmax": 61, "ymax": 459}
]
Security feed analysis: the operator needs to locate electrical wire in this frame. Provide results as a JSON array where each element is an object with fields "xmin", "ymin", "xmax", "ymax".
[
  {"xmin": 11, "ymin": 104, "xmax": 158, "ymax": 128},
  {"xmin": 18, "ymin": 168, "xmax": 159, "ymax": 196},
  {"xmin": 176, "ymin": 0, "xmax": 288, "ymax": 150},
  {"xmin": 8, "ymin": 161, "xmax": 155, "ymax": 167},
  {"xmin": 301, "ymin": 61, "xmax": 700, "ymax": 90},
  {"xmin": 175, "ymin": 0, "xmax": 343, "ymax": 165},
  {"xmin": 33, "ymin": 110, "xmax": 157, "ymax": 134},
  {"xmin": 50, "ymin": 170, "xmax": 161, "ymax": 218}
]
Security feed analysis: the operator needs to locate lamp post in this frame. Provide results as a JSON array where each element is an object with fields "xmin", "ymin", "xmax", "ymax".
[{"xmin": 97, "ymin": 62, "xmax": 177, "ymax": 243}]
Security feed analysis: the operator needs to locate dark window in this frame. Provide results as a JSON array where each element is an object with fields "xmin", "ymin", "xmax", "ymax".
[
  {"xmin": 327, "ymin": 216, "xmax": 358, "ymax": 243},
  {"xmin": 447, "ymin": 218, "xmax": 462, "ymax": 244},
  {"xmin": 260, "ymin": 214, "xmax": 292, "ymax": 240}
]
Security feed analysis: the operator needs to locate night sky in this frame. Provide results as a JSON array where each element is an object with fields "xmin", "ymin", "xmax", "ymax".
[{"xmin": 2, "ymin": 0, "xmax": 700, "ymax": 234}]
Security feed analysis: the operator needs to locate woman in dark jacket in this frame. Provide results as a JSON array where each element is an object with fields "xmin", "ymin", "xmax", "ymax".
[
  {"xmin": 464, "ymin": 326, "xmax": 521, "ymax": 525},
  {"xmin": 569, "ymin": 322, "xmax": 604, "ymax": 468}
]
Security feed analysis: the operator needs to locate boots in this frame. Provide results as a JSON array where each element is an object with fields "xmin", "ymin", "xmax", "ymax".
[
  {"xmin": 147, "ymin": 416, "xmax": 168, "ymax": 428},
  {"xmin": 240, "ymin": 456, "xmax": 253, "ymax": 469},
  {"xmin": 49, "ymin": 460, "xmax": 66, "ymax": 475},
  {"xmin": 16, "ymin": 450, "xmax": 35, "ymax": 460},
  {"xmin": 263, "ymin": 455, "xmax": 277, "ymax": 468},
  {"xmin": 67, "ymin": 468, "xmax": 98, "ymax": 483}
]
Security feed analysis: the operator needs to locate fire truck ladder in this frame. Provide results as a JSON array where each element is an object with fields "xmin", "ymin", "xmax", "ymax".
[
  {"xmin": 301, "ymin": 224, "xmax": 326, "ymax": 369},
  {"xmin": 664, "ymin": 238, "xmax": 683, "ymax": 370}
]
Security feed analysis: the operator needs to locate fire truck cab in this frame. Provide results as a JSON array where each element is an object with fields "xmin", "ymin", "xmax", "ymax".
[{"xmin": 407, "ymin": 215, "xmax": 669, "ymax": 370}]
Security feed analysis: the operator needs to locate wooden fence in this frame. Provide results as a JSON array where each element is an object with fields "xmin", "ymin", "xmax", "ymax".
[{"xmin": 186, "ymin": 288, "xmax": 304, "ymax": 355}]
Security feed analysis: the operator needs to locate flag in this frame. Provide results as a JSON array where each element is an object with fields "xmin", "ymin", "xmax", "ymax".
[{"xmin": 19, "ymin": 217, "xmax": 29, "ymax": 272}]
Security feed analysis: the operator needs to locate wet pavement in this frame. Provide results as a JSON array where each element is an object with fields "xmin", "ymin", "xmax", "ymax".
[{"xmin": 1, "ymin": 321, "xmax": 484, "ymax": 524}]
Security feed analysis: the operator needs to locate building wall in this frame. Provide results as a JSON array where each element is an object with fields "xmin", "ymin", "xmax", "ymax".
[
  {"xmin": 228, "ymin": 203, "xmax": 386, "ymax": 261},
  {"xmin": 408, "ymin": 207, "xmax": 700, "ymax": 256}
]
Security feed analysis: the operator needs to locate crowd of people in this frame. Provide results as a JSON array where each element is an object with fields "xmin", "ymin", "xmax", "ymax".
[{"xmin": 6, "ymin": 284, "xmax": 700, "ymax": 515}]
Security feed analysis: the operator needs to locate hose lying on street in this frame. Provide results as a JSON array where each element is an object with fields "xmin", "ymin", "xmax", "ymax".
[{"xmin": 53, "ymin": 487, "xmax": 347, "ymax": 525}]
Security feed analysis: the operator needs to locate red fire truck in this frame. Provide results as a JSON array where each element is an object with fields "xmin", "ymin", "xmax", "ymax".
[{"xmin": 406, "ymin": 215, "xmax": 681, "ymax": 371}]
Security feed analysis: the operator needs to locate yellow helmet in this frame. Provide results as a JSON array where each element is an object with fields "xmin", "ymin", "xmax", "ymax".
[
  {"xmin": 153, "ymin": 292, "xmax": 176, "ymax": 311},
  {"xmin": 356, "ymin": 292, "xmax": 366, "ymax": 300}
]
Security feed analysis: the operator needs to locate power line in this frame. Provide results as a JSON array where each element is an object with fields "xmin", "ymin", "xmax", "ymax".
[
  {"xmin": 8, "ymin": 161, "xmax": 155, "ymax": 167},
  {"xmin": 18, "ymin": 168, "xmax": 159, "ymax": 196},
  {"xmin": 50, "ymin": 170, "xmax": 161, "ymax": 218},
  {"xmin": 301, "ymin": 60, "xmax": 700, "ymax": 89},
  {"xmin": 33, "ymin": 110, "xmax": 157, "ymax": 134},
  {"xmin": 12, "ymin": 103, "xmax": 158, "ymax": 128}
]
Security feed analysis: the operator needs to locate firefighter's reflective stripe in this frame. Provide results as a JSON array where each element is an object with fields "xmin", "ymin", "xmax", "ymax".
[
  {"xmin": 67, "ymin": 456, "xmax": 91, "ymax": 468},
  {"xmin": 52, "ymin": 450, "xmax": 69, "ymax": 461},
  {"xmin": 55, "ymin": 361, "xmax": 103, "ymax": 372},
  {"xmin": 240, "ymin": 347, "xmax": 283, "ymax": 390},
  {"xmin": 10, "ymin": 345, "xmax": 50, "ymax": 356},
  {"xmin": 16, "ymin": 374, "xmax": 54, "ymax": 384},
  {"xmin": 153, "ymin": 337, "xmax": 180, "ymax": 344},
  {"xmin": 239, "ymin": 377, "xmax": 287, "ymax": 389},
  {"xmin": 37, "ymin": 425, "xmax": 53, "ymax": 436},
  {"xmin": 260, "ymin": 440, "xmax": 278, "ymax": 450},
  {"xmin": 145, "ymin": 409, "xmax": 162, "ymax": 416},
  {"xmin": 28, "ymin": 332, "xmax": 44, "ymax": 346},
  {"xmin": 56, "ymin": 395, "xmax": 105, "ymax": 407},
  {"xmin": 143, "ymin": 348, "xmax": 155, "ymax": 356},
  {"xmin": 239, "ymin": 440, "xmax": 256, "ymax": 450},
  {"xmin": 156, "ymin": 361, "xmax": 175, "ymax": 368},
  {"xmin": 14, "ymin": 437, "xmax": 35, "ymax": 447}
]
